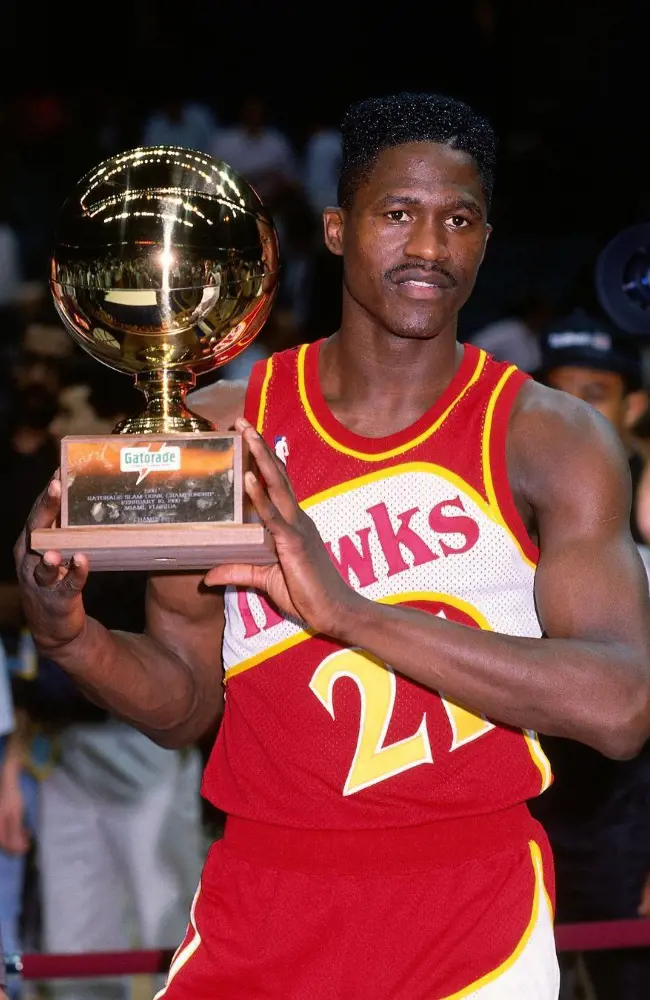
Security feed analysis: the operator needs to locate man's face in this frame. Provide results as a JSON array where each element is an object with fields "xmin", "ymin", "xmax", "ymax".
[
  {"xmin": 324, "ymin": 141, "xmax": 490, "ymax": 340},
  {"xmin": 546, "ymin": 365, "xmax": 645, "ymax": 437}
]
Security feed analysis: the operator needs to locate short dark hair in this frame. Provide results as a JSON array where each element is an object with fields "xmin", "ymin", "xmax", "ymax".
[{"xmin": 337, "ymin": 92, "xmax": 497, "ymax": 210}]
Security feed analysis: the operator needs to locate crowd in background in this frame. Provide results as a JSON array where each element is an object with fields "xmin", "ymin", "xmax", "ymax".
[{"xmin": 1, "ymin": 87, "xmax": 650, "ymax": 1000}]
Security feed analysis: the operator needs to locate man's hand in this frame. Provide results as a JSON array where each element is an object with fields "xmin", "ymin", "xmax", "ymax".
[
  {"xmin": 204, "ymin": 419, "xmax": 361, "ymax": 636},
  {"xmin": 13, "ymin": 476, "xmax": 89, "ymax": 653}
]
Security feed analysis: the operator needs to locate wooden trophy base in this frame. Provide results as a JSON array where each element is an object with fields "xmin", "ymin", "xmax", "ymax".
[
  {"xmin": 30, "ymin": 431, "xmax": 277, "ymax": 572},
  {"xmin": 31, "ymin": 522, "xmax": 276, "ymax": 571}
]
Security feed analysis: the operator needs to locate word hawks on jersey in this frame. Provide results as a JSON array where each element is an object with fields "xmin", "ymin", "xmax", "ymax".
[{"xmin": 274, "ymin": 435, "xmax": 289, "ymax": 465}]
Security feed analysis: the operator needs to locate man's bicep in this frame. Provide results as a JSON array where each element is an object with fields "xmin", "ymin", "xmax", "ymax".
[
  {"xmin": 531, "ymin": 408, "xmax": 650, "ymax": 645},
  {"xmin": 535, "ymin": 529, "xmax": 649, "ymax": 645}
]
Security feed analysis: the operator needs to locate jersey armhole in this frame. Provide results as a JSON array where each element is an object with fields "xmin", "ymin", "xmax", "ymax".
[
  {"xmin": 482, "ymin": 367, "xmax": 540, "ymax": 566},
  {"xmin": 244, "ymin": 356, "xmax": 274, "ymax": 433}
]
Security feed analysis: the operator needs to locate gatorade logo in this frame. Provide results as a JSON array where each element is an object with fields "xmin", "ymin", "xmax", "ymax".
[{"xmin": 120, "ymin": 444, "xmax": 181, "ymax": 484}]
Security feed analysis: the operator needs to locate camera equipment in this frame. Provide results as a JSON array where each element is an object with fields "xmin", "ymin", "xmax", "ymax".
[{"xmin": 596, "ymin": 224, "xmax": 650, "ymax": 336}]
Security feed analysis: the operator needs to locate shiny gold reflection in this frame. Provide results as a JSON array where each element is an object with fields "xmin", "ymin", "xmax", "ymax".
[
  {"xmin": 50, "ymin": 146, "xmax": 279, "ymax": 433},
  {"xmin": 50, "ymin": 145, "xmax": 279, "ymax": 379}
]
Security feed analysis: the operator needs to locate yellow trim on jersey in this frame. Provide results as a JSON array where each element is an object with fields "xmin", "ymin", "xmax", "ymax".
[
  {"xmin": 524, "ymin": 730, "xmax": 553, "ymax": 792},
  {"xmin": 225, "ymin": 625, "xmax": 315, "ymax": 681},
  {"xmin": 440, "ymin": 840, "xmax": 549, "ymax": 999},
  {"xmin": 256, "ymin": 356, "xmax": 274, "ymax": 433},
  {"xmin": 225, "ymin": 590, "xmax": 490, "ymax": 682},
  {"xmin": 297, "ymin": 343, "xmax": 488, "ymax": 461},
  {"xmin": 481, "ymin": 367, "xmax": 536, "ymax": 570},
  {"xmin": 154, "ymin": 881, "xmax": 203, "ymax": 998},
  {"xmin": 301, "ymin": 460, "xmax": 504, "ymax": 533},
  {"xmin": 379, "ymin": 589, "xmax": 492, "ymax": 629},
  {"xmin": 482, "ymin": 364, "xmax": 516, "ymax": 510}
]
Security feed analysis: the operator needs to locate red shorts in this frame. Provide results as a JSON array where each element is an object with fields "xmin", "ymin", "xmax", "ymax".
[{"xmin": 156, "ymin": 807, "xmax": 559, "ymax": 1000}]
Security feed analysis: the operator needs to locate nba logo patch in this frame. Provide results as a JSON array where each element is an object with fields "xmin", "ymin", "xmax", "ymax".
[{"xmin": 274, "ymin": 435, "xmax": 289, "ymax": 465}]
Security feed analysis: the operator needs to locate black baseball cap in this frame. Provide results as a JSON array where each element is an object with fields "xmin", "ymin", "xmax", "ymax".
[{"xmin": 537, "ymin": 309, "xmax": 642, "ymax": 389}]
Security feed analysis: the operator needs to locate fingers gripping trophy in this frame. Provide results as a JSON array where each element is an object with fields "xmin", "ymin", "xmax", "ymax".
[{"xmin": 30, "ymin": 146, "xmax": 280, "ymax": 571}]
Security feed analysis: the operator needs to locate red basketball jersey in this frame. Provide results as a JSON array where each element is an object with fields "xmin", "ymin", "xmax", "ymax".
[{"xmin": 202, "ymin": 340, "xmax": 552, "ymax": 829}]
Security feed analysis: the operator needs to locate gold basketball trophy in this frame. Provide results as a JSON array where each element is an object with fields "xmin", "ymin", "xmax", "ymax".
[{"xmin": 30, "ymin": 146, "xmax": 279, "ymax": 571}]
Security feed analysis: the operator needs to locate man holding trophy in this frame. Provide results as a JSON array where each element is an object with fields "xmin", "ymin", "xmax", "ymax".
[{"xmin": 13, "ymin": 93, "xmax": 650, "ymax": 999}]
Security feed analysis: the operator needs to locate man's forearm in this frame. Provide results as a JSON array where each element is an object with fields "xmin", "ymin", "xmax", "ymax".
[
  {"xmin": 338, "ymin": 599, "xmax": 649, "ymax": 758},
  {"xmin": 45, "ymin": 616, "xmax": 207, "ymax": 747}
]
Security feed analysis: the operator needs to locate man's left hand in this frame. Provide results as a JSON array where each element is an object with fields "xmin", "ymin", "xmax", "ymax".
[{"xmin": 204, "ymin": 418, "xmax": 362, "ymax": 637}]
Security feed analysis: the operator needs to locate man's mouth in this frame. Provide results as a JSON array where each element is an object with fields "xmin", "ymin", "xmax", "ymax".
[{"xmin": 389, "ymin": 269, "xmax": 457, "ymax": 298}]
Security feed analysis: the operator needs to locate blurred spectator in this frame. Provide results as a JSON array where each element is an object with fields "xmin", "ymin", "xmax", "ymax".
[
  {"xmin": 3, "ymin": 96, "xmax": 77, "ymax": 282},
  {"xmin": 0, "ymin": 373, "xmax": 206, "ymax": 1000},
  {"xmin": 141, "ymin": 99, "xmax": 217, "ymax": 153},
  {"xmin": 0, "ymin": 705, "xmax": 39, "ymax": 998},
  {"xmin": 4, "ymin": 301, "xmax": 75, "ymax": 414},
  {"xmin": 0, "ymin": 381, "xmax": 59, "ymax": 996},
  {"xmin": 0, "ymin": 384, "xmax": 59, "ymax": 631},
  {"xmin": 273, "ymin": 183, "xmax": 320, "ymax": 333},
  {"xmin": 303, "ymin": 118, "xmax": 342, "ymax": 216},
  {"xmin": 215, "ymin": 306, "xmax": 302, "ymax": 384},
  {"xmin": 469, "ymin": 293, "xmax": 551, "ymax": 371},
  {"xmin": 35, "ymin": 586, "xmax": 203, "ymax": 1000},
  {"xmin": 49, "ymin": 366, "xmax": 143, "ymax": 439},
  {"xmin": 0, "ymin": 650, "xmax": 17, "ymax": 939},
  {"xmin": 0, "ymin": 649, "xmax": 13, "ymax": 750},
  {"xmin": 530, "ymin": 309, "xmax": 650, "ymax": 1000},
  {"xmin": 0, "ymin": 217, "xmax": 21, "ymax": 311},
  {"xmin": 210, "ymin": 96, "xmax": 297, "ymax": 206},
  {"xmin": 538, "ymin": 309, "xmax": 648, "ymax": 541}
]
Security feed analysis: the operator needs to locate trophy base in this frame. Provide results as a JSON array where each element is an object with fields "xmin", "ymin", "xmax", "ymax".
[
  {"xmin": 29, "ymin": 430, "xmax": 277, "ymax": 572},
  {"xmin": 30, "ymin": 522, "xmax": 276, "ymax": 572}
]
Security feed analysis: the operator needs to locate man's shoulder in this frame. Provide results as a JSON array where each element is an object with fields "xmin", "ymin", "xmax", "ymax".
[
  {"xmin": 508, "ymin": 380, "xmax": 631, "ymax": 511},
  {"xmin": 187, "ymin": 342, "xmax": 305, "ymax": 428},
  {"xmin": 187, "ymin": 378, "xmax": 247, "ymax": 430},
  {"xmin": 511, "ymin": 378, "xmax": 620, "ymax": 455}
]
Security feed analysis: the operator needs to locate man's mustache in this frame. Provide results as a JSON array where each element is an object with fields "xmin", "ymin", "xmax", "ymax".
[{"xmin": 384, "ymin": 262, "xmax": 458, "ymax": 286}]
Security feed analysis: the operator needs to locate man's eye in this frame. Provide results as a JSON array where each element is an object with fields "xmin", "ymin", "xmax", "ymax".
[
  {"xmin": 385, "ymin": 210, "xmax": 410, "ymax": 222},
  {"xmin": 447, "ymin": 215, "xmax": 470, "ymax": 229}
]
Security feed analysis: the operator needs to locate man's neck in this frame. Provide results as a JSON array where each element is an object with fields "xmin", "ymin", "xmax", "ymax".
[{"xmin": 317, "ymin": 307, "xmax": 462, "ymax": 439}]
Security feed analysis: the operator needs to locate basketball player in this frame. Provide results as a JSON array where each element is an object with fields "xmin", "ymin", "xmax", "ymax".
[{"xmin": 14, "ymin": 94, "xmax": 650, "ymax": 999}]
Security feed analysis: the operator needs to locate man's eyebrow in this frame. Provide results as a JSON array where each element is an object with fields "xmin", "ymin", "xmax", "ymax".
[
  {"xmin": 376, "ymin": 194, "xmax": 484, "ymax": 218},
  {"xmin": 377, "ymin": 194, "xmax": 422, "ymax": 207},
  {"xmin": 446, "ymin": 198, "xmax": 484, "ymax": 218}
]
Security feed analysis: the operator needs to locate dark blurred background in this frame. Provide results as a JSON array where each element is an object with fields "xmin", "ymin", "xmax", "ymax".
[
  {"xmin": 1, "ymin": 0, "xmax": 649, "ymax": 341},
  {"xmin": 1, "ymin": 5, "xmax": 650, "ymax": 998}
]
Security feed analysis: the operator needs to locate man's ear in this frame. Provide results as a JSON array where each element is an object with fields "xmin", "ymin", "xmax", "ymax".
[
  {"xmin": 323, "ymin": 207, "xmax": 345, "ymax": 257},
  {"xmin": 479, "ymin": 223, "xmax": 492, "ymax": 266}
]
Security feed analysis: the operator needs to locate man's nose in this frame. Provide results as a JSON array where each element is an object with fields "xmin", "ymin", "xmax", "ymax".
[{"xmin": 404, "ymin": 218, "xmax": 450, "ymax": 262}]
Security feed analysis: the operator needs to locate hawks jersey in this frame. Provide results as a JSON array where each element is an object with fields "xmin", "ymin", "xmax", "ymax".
[{"xmin": 202, "ymin": 340, "xmax": 552, "ymax": 829}]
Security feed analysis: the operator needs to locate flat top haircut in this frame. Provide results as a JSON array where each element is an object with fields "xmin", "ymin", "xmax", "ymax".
[{"xmin": 337, "ymin": 92, "xmax": 497, "ymax": 210}]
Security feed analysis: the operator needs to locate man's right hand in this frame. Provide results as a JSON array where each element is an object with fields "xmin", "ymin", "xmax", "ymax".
[{"xmin": 13, "ymin": 477, "xmax": 89, "ymax": 653}]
